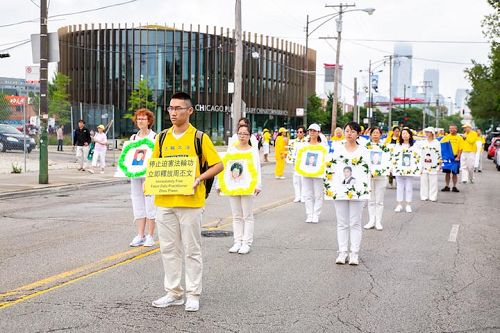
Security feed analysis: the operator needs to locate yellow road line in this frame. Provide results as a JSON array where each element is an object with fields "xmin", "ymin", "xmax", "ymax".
[{"xmin": 0, "ymin": 248, "xmax": 159, "ymax": 310}]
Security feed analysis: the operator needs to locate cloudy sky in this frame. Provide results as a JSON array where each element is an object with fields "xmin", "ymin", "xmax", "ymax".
[{"xmin": 0, "ymin": 0, "xmax": 493, "ymax": 106}]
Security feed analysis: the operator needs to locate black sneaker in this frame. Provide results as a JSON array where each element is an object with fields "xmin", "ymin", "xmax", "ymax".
[
  {"xmin": 452, "ymin": 187, "xmax": 460, "ymax": 193},
  {"xmin": 441, "ymin": 186, "xmax": 450, "ymax": 192}
]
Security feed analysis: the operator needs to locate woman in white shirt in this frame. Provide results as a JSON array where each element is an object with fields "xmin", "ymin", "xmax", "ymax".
[
  {"xmin": 89, "ymin": 124, "xmax": 108, "ymax": 174},
  {"xmin": 221, "ymin": 123, "xmax": 262, "ymax": 254},
  {"xmin": 393, "ymin": 128, "xmax": 418, "ymax": 213},
  {"xmin": 419, "ymin": 127, "xmax": 441, "ymax": 201}
]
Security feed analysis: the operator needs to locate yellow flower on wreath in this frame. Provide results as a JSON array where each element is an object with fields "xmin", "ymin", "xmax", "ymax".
[
  {"xmin": 347, "ymin": 192, "xmax": 353, "ymax": 199},
  {"xmin": 352, "ymin": 157, "xmax": 360, "ymax": 165},
  {"xmin": 326, "ymin": 173, "xmax": 333, "ymax": 180},
  {"xmin": 326, "ymin": 190, "xmax": 334, "ymax": 197}
]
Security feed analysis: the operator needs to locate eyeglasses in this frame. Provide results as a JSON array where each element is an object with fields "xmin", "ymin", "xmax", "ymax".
[
  {"xmin": 297, "ymin": 131, "xmax": 304, "ymax": 133},
  {"xmin": 237, "ymin": 133, "xmax": 250, "ymax": 136},
  {"xmin": 167, "ymin": 106, "xmax": 190, "ymax": 112},
  {"xmin": 136, "ymin": 117, "xmax": 148, "ymax": 121}
]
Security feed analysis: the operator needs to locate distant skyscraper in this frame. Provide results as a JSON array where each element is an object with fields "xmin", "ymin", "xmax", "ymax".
[
  {"xmin": 455, "ymin": 89, "xmax": 469, "ymax": 115},
  {"xmin": 391, "ymin": 43, "xmax": 413, "ymax": 99},
  {"xmin": 324, "ymin": 63, "xmax": 342, "ymax": 98},
  {"xmin": 423, "ymin": 69, "xmax": 439, "ymax": 103}
]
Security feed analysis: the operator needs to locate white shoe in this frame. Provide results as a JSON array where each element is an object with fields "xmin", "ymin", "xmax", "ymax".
[
  {"xmin": 279, "ymin": 176, "xmax": 286, "ymax": 179},
  {"xmin": 364, "ymin": 221, "xmax": 375, "ymax": 229},
  {"xmin": 336, "ymin": 252, "xmax": 348, "ymax": 264},
  {"xmin": 293, "ymin": 198, "xmax": 301, "ymax": 203},
  {"xmin": 152, "ymin": 295, "xmax": 184, "ymax": 308},
  {"xmin": 129, "ymin": 235, "xmax": 145, "ymax": 247},
  {"xmin": 405, "ymin": 205, "xmax": 412, "ymax": 213},
  {"xmin": 229, "ymin": 243, "xmax": 242, "ymax": 253},
  {"xmin": 375, "ymin": 222, "xmax": 383, "ymax": 231},
  {"xmin": 394, "ymin": 205, "xmax": 403, "ymax": 212},
  {"xmin": 87, "ymin": 169, "xmax": 94, "ymax": 174},
  {"xmin": 305, "ymin": 216, "xmax": 313, "ymax": 223},
  {"xmin": 100, "ymin": 170, "xmax": 104, "ymax": 174},
  {"xmin": 311, "ymin": 216, "xmax": 319, "ymax": 223},
  {"xmin": 349, "ymin": 253, "xmax": 359, "ymax": 265},
  {"xmin": 185, "ymin": 298, "xmax": 199, "ymax": 312},
  {"xmin": 143, "ymin": 235, "xmax": 155, "ymax": 247},
  {"xmin": 238, "ymin": 244, "xmax": 251, "ymax": 254}
]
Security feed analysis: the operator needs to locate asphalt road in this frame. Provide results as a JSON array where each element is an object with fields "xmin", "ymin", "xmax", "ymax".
[{"xmin": 0, "ymin": 160, "xmax": 498, "ymax": 332}]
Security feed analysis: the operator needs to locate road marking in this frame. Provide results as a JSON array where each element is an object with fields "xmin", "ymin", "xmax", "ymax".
[
  {"xmin": 0, "ymin": 247, "xmax": 160, "ymax": 310},
  {"xmin": 0, "ymin": 196, "xmax": 293, "ymax": 310},
  {"xmin": 448, "ymin": 224, "xmax": 460, "ymax": 242}
]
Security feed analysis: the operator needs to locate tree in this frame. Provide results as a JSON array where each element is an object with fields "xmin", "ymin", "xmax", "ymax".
[
  {"xmin": 127, "ymin": 79, "xmax": 155, "ymax": 117},
  {"xmin": 306, "ymin": 94, "xmax": 329, "ymax": 130},
  {"xmin": 48, "ymin": 73, "xmax": 71, "ymax": 125},
  {"xmin": 465, "ymin": 0, "xmax": 500, "ymax": 128}
]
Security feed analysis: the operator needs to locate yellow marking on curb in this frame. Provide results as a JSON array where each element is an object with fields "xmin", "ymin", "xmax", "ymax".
[{"xmin": 0, "ymin": 248, "xmax": 160, "ymax": 310}]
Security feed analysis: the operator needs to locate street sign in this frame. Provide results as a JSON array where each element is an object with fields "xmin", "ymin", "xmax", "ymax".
[
  {"xmin": 25, "ymin": 66, "xmax": 40, "ymax": 84},
  {"xmin": 296, "ymin": 108, "xmax": 304, "ymax": 117},
  {"xmin": 30, "ymin": 33, "xmax": 60, "ymax": 63},
  {"xmin": 4, "ymin": 95, "xmax": 27, "ymax": 106}
]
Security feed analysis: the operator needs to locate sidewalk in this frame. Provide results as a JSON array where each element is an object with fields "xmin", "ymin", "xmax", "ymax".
[{"xmin": 0, "ymin": 145, "xmax": 277, "ymax": 199}]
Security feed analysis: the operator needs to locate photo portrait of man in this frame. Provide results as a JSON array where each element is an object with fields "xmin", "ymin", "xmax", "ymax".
[
  {"xmin": 132, "ymin": 149, "xmax": 146, "ymax": 166},
  {"xmin": 342, "ymin": 166, "xmax": 356, "ymax": 185},
  {"xmin": 305, "ymin": 152, "xmax": 318, "ymax": 167},
  {"xmin": 424, "ymin": 153, "xmax": 432, "ymax": 164},
  {"xmin": 402, "ymin": 153, "xmax": 411, "ymax": 167},
  {"xmin": 371, "ymin": 151, "xmax": 382, "ymax": 165}
]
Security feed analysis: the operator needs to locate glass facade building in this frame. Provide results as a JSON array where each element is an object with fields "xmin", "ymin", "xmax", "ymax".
[{"xmin": 58, "ymin": 24, "xmax": 316, "ymax": 140}]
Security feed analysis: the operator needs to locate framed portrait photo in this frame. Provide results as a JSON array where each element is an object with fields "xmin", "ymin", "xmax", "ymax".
[
  {"xmin": 294, "ymin": 144, "xmax": 328, "ymax": 178},
  {"xmin": 115, "ymin": 138, "xmax": 155, "ymax": 178},
  {"xmin": 391, "ymin": 146, "xmax": 421, "ymax": 176},
  {"xmin": 421, "ymin": 147, "xmax": 441, "ymax": 174},
  {"xmin": 366, "ymin": 144, "xmax": 391, "ymax": 177},
  {"xmin": 217, "ymin": 151, "xmax": 258, "ymax": 195},
  {"xmin": 324, "ymin": 152, "xmax": 371, "ymax": 200}
]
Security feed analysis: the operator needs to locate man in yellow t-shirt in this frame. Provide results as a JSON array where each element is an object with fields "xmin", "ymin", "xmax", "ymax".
[
  {"xmin": 151, "ymin": 92, "xmax": 223, "ymax": 312},
  {"xmin": 460, "ymin": 123, "xmax": 478, "ymax": 184},
  {"xmin": 440, "ymin": 124, "xmax": 463, "ymax": 192}
]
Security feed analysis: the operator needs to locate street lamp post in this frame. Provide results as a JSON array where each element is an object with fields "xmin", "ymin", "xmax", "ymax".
[{"xmin": 325, "ymin": 4, "xmax": 375, "ymax": 134}]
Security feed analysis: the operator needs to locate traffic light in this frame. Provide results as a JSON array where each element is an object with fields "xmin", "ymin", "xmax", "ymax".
[{"xmin": 0, "ymin": 53, "xmax": 10, "ymax": 58}]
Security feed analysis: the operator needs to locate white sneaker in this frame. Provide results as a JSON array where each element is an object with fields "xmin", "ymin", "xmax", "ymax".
[
  {"xmin": 349, "ymin": 253, "xmax": 359, "ymax": 265},
  {"xmin": 229, "ymin": 243, "xmax": 242, "ymax": 253},
  {"xmin": 394, "ymin": 205, "xmax": 403, "ymax": 212},
  {"xmin": 87, "ymin": 169, "xmax": 94, "ymax": 174},
  {"xmin": 336, "ymin": 252, "xmax": 348, "ymax": 264},
  {"xmin": 129, "ymin": 235, "xmax": 145, "ymax": 247},
  {"xmin": 375, "ymin": 222, "xmax": 383, "ymax": 231},
  {"xmin": 238, "ymin": 244, "xmax": 251, "ymax": 254},
  {"xmin": 364, "ymin": 221, "xmax": 375, "ymax": 229},
  {"xmin": 311, "ymin": 216, "xmax": 319, "ymax": 223},
  {"xmin": 405, "ymin": 205, "xmax": 412, "ymax": 213},
  {"xmin": 305, "ymin": 216, "xmax": 313, "ymax": 223},
  {"xmin": 152, "ymin": 295, "xmax": 184, "ymax": 308},
  {"xmin": 279, "ymin": 176, "xmax": 286, "ymax": 179},
  {"xmin": 293, "ymin": 198, "xmax": 301, "ymax": 203},
  {"xmin": 100, "ymin": 170, "xmax": 104, "ymax": 174},
  {"xmin": 143, "ymin": 235, "xmax": 155, "ymax": 247},
  {"xmin": 185, "ymin": 298, "xmax": 200, "ymax": 312}
]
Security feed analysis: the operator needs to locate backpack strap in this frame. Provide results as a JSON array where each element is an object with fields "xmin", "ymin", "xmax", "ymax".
[
  {"xmin": 194, "ymin": 130, "xmax": 204, "ymax": 173},
  {"xmin": 158, "ymin": 128, "xmax": 169, "ymax": 158}
]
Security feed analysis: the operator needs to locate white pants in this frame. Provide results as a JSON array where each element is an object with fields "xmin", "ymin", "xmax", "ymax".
[
  {"xmin": 334, "ymin": 200, "xmax": 365, "ymax": 253},
  {"xmin": 396, "ymin": 176, "xmax": 414, "ymax": 203},
  {"xmin": 293, "ymin": 172, "xmax": 304, "ymax": 201},
  {"xmin": 368, "ymin": 177, "xmax": 387, "ymax": 225},
  {"xmin": 76, "ymin": 145, "xmax": 90, "ymax": 169},
  {"xmin": 474, "ymin": 142, "xmax": 483, "ymax": 170},
  {"xmin": 302, "ymin": 177, "xmax": 324, "ymax": 220},
  {"xmin": 420, "ymin": 173, "xmax": 438, "ymax": 201},
  {"xmin": 131, "ymin": 178, "xmax": 156, "ymax": 220},
  {"xmin": 229, "ymin": 195, "xmax": 254, "ymax": 245},
  {"xmin": 91, "ymin": 149, "xmax": 106, "ymax": 168},
  {"xmin": 461, "ymin": 152, "xmax": 475, "ymax": 182},
  {"xmin": 156, "ymin": 207, "xmax": 204, "ymax": 299},
  {"xmin": 263, "ymin": 142, "xmax": 270, "ymax": 155}
]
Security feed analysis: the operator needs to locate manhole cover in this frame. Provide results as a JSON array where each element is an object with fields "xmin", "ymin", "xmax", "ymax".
[{"xmin": 201, "ymin": 230, "xmax": 233, "ymax": 237}]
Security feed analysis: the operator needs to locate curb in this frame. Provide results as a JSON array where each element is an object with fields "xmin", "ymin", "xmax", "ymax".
[{"xmin": 0, "ymin": 178, "xmax": 130, "ymax": 200}]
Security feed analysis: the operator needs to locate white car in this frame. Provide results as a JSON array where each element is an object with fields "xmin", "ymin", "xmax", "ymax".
[{"xmin": 494, "ymin": 140, "xmax": 500, "ymax": 171}]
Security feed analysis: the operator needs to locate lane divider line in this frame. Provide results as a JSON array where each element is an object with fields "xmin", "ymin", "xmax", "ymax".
[{"xmin": 448, "ymin": 224, "xmax": 460, "ymax": 242}]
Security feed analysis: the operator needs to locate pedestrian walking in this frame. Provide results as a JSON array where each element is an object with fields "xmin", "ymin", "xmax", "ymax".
[
  {"xmin": 474, "ymin": 128, "xmax": 485, "ymax": 172},
  {"xmin": 364, "ymin": 127, "xmax": 388, "ymax": 231},
  {"xmin": 219, "ymin": 123, "xmax": 262, "ymax": 254},
  {"xmin": 393, "ymin": 127, "xmax": 418, "ymax": 213},
  {"xmin": 129, "ymin": 108, "xmax": 157, "ymax": 248},
  {"xmin": 440, "ymin": 124, "xmax": 463, "ymax": 192},
  {"xmin": 418, "ymin": 127, "xmax": 441, "ymax": 202},
  {"xmin": 291, "ymin": 125, "xmax": 306, "ymax": 202},
  {"xmin": 331, "ymin": 122, "xmax": 370, "ymax": 265},
  {"xmin": 73, "ymin": 119, "xmax": 91, "ymax": 171},
  {"xmin": 302, "ymin": 123, "xmax": 326, "ymax": 223},
  {"xmin": 88, "ymin": 125, "xmax": 108, "ymax": 174},
  {"xmin": 262, "ymin": 128, "xmax": 271, "ymax": 162},
  {"xmin": 56, "ymin": 125, "xmax": 64, "ymax": 151},
  {"xmin": 460, "ymin": 124, "xmax": 478, "ymax": 184},
  {"xmin": 274, "ymin": 127, "xmax": 287, "ymax": 179},
  {"xmin": 151, "ymin": 92, "xmax": 223, "ymax": 312}
]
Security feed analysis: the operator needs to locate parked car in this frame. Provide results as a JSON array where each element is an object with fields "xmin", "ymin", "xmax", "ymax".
[
  {"xmin": 494, "ymin": 140, "xmax": 500, "ymax": 171},
  {"xmin": 0, "ymin": 124, "xmax": 36, "ymax": 153},
  {"xmin": 487, "ymin": 137, "xmax": 500, "ymax": 159},
  {"xmin": 485, "ymin": 131, "xmax": 500, "ymax": 151}
]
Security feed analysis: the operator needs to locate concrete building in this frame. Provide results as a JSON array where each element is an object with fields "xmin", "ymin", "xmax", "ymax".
[
  {"xmin": 391, "ymin": 43, "xmax": 413, "ymax": 99},
  {"xmin": 423, "ymin": 69, "xmax": 439, "ymax": 103},
  {"xmin": 455, "ymin": 89, "xmax": 469, "ymax": 115}
]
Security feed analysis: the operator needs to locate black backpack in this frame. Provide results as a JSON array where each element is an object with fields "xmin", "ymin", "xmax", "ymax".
[{"xmin": 158, "ymin": 129, "xmax": 214, "ymax": 198}]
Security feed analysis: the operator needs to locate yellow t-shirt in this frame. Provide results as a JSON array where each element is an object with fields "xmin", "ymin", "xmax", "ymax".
[
  {"xmin": 152, "ymin": 124, "xmax": 221, "ymax": 208},
  {"xmin": 441, "ymin": 133, "xmax": 463, "ymax": 156},
  {"xmin": 331, "ymin": 135, "xmax": 344, "ymax": 141},
  {"xmin": 263, "ymin": 132, "xmax": 271, "ymax": 143},
  {"xmin": 275, "ymin": 135, "xmax": 286, "ymax": 157},
  {"xmin": 461, "ymin": 131, "xmax": 478, "ymax": 153}
]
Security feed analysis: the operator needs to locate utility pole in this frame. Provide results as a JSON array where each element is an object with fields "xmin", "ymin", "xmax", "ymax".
[
  {"xmin": 232, "ymin": 0, "xmax": 243, "ymax": 134},
  {"xmin": 326, "ymin": 3, "xmax": 355, "ymax": 134},
  {"xmin": 367, "ymin": 59, "xmax": 372, "ymax": 127},
  {"xmin": 435, "ymin": 98, "xmax": 439, "ymax": 128},
  {"xmin": 387, "ymin": 55, "xmax": 393, "ymax": 130},
  {"xmin": 39, "ymin": 0, "xmax": 49, "ymax": 184},
  {"xmin": 303, "ymin": 15, "xmax": 309, "ymax": 127},
  {"xmin": 353, "ymin": 77, "xmax": 357, "ymax": 122}
]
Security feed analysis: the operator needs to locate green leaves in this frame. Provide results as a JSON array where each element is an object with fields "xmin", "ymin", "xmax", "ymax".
[{"xmin": 127, "ymin": 79, "xmax": 156, "ymax": 117}]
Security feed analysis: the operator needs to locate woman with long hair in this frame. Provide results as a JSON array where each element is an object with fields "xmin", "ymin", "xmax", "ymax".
[{"xmin": 393, "ymin": 127, "xmax": 416, "ymax": 213}]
